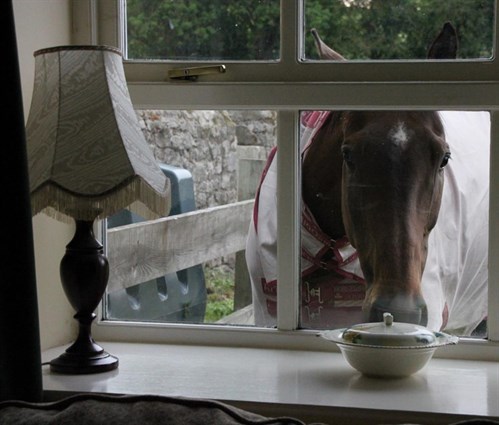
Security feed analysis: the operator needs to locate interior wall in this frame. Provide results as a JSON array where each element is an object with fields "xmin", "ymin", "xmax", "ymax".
[{"xmin": 13, "ymin": 0, "xmax": 76, "ymax": 350}]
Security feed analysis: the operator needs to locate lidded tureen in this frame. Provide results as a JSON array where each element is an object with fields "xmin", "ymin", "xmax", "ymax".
[{"xmin": 320, "ymin": 312, "xmax": 458, "ymax": 378}]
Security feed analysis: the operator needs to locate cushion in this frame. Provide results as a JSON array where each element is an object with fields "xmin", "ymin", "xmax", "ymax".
[{"xmin": 0, "ymin": 393, "xmax": 312, "ymax": 425}]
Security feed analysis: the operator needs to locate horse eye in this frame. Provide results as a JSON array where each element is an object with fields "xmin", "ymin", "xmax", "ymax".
[
  {"xmin": 342, "ymin": 146, "xmax": 355, "ymax": 168},
  {"xmin": 440, "ymin": 152, "xmax": 451, "ymax": 168}
]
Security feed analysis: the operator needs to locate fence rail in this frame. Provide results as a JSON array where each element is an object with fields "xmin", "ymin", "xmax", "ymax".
[{"xmin": 107, "ymin": 199, "xmax": 254, "ymax": 294}]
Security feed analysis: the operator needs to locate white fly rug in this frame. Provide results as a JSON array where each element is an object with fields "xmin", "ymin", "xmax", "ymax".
[{"xmin": 246, "ymin": 111, "xmax": 489, "ymax": 335}]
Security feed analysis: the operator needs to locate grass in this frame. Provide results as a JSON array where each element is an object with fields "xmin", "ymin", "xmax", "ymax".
[{"xmin": 203, "ymin": 266, "xmax": 235, "ymax": 323}]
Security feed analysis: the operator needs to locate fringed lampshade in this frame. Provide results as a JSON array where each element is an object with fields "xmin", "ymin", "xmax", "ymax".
[
  {"xmin": 25, "ymin": 45, "xmax": 171, "ymax": 374},
  {"xmin": 27, "ymin": 45, "xmax": 170, "ymax": 222}
]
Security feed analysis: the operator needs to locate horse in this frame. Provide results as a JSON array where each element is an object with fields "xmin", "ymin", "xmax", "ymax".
[{"xmin": 245, "ymin": 23, "xmax": 489, "ymax": 336}]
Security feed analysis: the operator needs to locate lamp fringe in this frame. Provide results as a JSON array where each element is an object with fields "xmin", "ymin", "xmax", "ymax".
[{"xmin": 30, "ymin": 177, "xmax": 170, "ymax": 223}]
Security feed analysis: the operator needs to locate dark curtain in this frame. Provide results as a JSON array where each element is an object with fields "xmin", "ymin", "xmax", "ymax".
[{"xmin": 0, "ymin": 0, "xmax": 43, "ymax": 402}]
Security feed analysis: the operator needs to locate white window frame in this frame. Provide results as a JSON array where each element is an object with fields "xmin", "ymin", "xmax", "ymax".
[{"xmin": 75, "ymin": 0, "xmax": 499, "ymax": 360}]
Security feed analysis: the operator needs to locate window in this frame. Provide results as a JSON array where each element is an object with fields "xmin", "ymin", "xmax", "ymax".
[
  {"xmin": 303, "ymin": 0, "xmax": 494, "ymax": 60},
  {"xmin": 80, "ymin": 0, "xmax": 499, "ymax": 355},
  {"xmin": 105, "ymin": 109, "xmax": 275, "ymax": 325},
  {"xmin": 126, "ymin": 1, "xmax": 280, "ymax": 60}
]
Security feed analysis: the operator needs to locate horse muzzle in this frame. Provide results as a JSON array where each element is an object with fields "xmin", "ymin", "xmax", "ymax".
[{"xmin": 365, "ymin": 295, "xmax": 428, "ymax": 326}]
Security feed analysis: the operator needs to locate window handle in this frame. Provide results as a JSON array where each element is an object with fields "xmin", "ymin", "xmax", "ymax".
[{"xmin": 168, "ymin": 65, "xmax": 226, "ymax": 81}]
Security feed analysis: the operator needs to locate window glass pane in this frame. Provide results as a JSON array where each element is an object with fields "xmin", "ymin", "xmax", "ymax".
[
  {"xmin": 105, "ymin": 110, "xmax": 276, "ymax": 326},
  {"xmin": 297, "ymin": 110, "xmax": 489, "ymax": 339},
  {"xmin": 104, "ymin": 108, "xmax": 490, "ymax": 337},
  {"xmin": 303, "ymin": 0, "xmax": 494, "ymax": 60},
  {"xmin": 126, "ymin": 0, "xmax": 280, "ymax": 60}
]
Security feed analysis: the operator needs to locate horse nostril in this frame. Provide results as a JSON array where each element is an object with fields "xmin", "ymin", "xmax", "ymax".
[
  {"xmin": 366, "ymin": 306, "xmax": 384, "ymax": 323},
  {"xmin": 367, "ymin": 300, "xmax": 428, "ymax": 326},
  {"xmin": 419, "ymin": 305, "xmax": 428, "ymax": 327}
]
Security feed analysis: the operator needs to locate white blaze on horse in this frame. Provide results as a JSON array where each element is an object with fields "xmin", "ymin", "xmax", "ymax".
[{"xmin": 246, "ymin": 24, "xmax": 489, "ymax": 336}]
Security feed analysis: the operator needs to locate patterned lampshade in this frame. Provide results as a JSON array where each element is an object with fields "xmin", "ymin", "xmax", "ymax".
[{"xmin": 26, "ymin": 45, "xmax": 170, "ymax": 222}]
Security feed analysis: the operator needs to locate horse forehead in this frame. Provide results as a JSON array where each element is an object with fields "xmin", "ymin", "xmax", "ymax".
[
  {"xmin": 388, "ymin": 121, "xmax": 411, "ymax": 147},
  {"xmin": 352, "ymin": 113, "xmax": 434, "ymax": 141}
]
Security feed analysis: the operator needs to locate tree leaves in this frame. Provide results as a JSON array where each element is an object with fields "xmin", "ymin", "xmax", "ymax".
[{"xmin": 126, "ymin": 0, "xmax": 494, "ymax": 61}]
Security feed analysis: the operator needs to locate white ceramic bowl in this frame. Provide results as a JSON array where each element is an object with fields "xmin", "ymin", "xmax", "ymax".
[{"xmin": 320, "ymin": 313, "xmax": 459, "ymax": 378}]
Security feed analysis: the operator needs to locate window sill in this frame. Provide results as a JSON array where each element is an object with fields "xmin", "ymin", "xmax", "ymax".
[{"xmin": 42, "ymin": 342, "xmax": 499, "ymax": 424}]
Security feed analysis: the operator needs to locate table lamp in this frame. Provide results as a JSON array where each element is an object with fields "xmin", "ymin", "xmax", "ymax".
[{"xmin": 25, "ymin": 45, "xmax": 171, "ymax": 374}]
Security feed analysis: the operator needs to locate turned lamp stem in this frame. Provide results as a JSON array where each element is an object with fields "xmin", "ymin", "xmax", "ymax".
[{"xmin": 49, "ymin": 219, "xmax": 118, "ymax": 374}]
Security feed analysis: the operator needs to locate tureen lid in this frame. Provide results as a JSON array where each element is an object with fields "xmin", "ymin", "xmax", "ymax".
[{"xmin": 320, "ymin": 312, "xmax": 459, "ymax": 348}]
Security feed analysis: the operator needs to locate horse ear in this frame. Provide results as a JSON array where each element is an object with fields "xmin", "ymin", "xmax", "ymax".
[
  {"xmin": 311, "ymin": 28, "xmax": 345, "ymax": 61},
  {"xmin": 427, "ymin": 22, "xmax": 458, "ymax": 59}
]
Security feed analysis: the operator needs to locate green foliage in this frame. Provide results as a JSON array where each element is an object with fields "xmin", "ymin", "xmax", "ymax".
[
  {"xmin": 126, "ymin": 0, "xmax": 279, "ymax": 60},
  {"xmin": 126, "ymin": 0, "xmax": 494, "ymax": 60},
  {"xmin": 304, "ymin": 0, "xmax": 494, "ymax": 60},
  {"xmin": 203, "ymin": 266, "xmax": 234, "ymax": 323}
]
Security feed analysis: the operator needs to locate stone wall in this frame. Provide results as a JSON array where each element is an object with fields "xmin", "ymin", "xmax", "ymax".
[{"xmin": 136, "ymin": 110, "xmax": 277, "ymax": 210}]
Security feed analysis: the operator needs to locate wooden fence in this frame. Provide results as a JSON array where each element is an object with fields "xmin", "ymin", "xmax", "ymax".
[
  {"xmin": 106, "ymin": 144, "xmax": 268, "ymax": 315},
  {"xmin": 106, "ymin": 199, "xmax": 254, "ymax": 294}
]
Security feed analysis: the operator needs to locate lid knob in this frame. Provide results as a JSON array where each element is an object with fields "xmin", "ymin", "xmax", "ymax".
[{"xmin": 383, "ymin": 312, "xmax": 394, "ymax": 326}]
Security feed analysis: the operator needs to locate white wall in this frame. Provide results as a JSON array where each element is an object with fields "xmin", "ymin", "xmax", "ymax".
[{"xmin": 13, "ymin": 0, "xmax": 76, "ymax": 350}]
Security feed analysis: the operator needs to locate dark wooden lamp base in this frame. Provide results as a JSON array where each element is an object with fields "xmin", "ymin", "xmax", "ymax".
[
  {"xmin": 49, "ymin": 313, "xmax": 118, "ymax": 374},
  {"xmin": 50, "ymin": 219, "xmax": 119, "ymax": 374}
]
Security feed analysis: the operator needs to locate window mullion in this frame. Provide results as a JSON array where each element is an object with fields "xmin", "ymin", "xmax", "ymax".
[
  {"xmin": 276, "ymin": 110, "xmax": 300, "ymax": 330},
  {"xmin": 280, "ymin": 0, "xmax": 300, "ymax": 66},
  {"xmin": 100, "ymin": 0, "xmax": 123, "ymax": 48},
  {"xmin": 488, "ymin": 111, "xmax": 499, "ymax": 342},
  {"xmin": 71, "ymin": 0, "xmax": 98, "ymax": 45}
]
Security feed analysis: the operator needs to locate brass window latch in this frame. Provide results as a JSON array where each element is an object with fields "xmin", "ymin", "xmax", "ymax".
[{"xmin": 167, "ymin": 65, "xmax": 226, "ymax": 81}]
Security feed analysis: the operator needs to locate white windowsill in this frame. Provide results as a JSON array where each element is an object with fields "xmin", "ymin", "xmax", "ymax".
[{"xmin": 42, "ymin": 342, "xmax": 499, "ymax": 424}]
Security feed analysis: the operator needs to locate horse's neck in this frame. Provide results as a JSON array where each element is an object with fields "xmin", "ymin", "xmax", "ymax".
[{"xmin": 302, "ymin": 113, "xmax": 346, "ymax": 240}]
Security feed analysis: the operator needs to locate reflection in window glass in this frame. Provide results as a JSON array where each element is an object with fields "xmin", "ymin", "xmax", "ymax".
[
  {"xmin": 297, "ymin": 110, "xmax": 489, "ymax": 339},
  {"xmin": 126, "ymin": 0, "xmax": 280, "ymax": 60},
  {"xmin": 304, "ymin": 0, "xmax": 494, "ymax": 60},
  {"xmin": 105, "ymin": 111, "xmax": 276, "ymax": 326}
]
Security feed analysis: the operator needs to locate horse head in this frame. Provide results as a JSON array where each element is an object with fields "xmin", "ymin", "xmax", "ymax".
[{"xmin": 304, "ymin": 24, "xmax": 457, "ymax": 326}]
